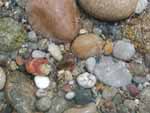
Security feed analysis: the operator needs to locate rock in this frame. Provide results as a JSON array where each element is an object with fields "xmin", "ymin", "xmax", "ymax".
[
  {"xmin": 78, "ymin": 0, "xmax": 138, "ymax": 21},
  {"xmin": 94, "ymin": 56, "xmax": 132, "ymax": 87},
  {"xmin": 0, "ymin": 67, "xmax": 6, "ymax": 90},
  {"xmin": 34, "ymin": 76, "xmax": 50, "ymax": 89},
  {"xmin": 48, "ymin": 43, "xmax": 63, "ymax": 61},
  {"xmin": 135, "ymin": 0, "xmax": 148, "ymax": 14},
  {"xmin": 27, "ymin": 31, "xmax": 38, "ymax": 42},
  {"xmin": 113, "ymin": 40, "xmax": 135, "ymax": 61},
  {"xmin": 0, "ymin": 18, "xmax": 26, "ymax": 52},
  {"xmin": 77, "ymin": 72, "xmax": 96, "ymax": 88},
  {"xmin": 65, "ymin": 91, "xmax": 76, "ymax": 100},
  {"xmin": 16, "ymin": 0, "xmax": 27, "ymax": 8},
  {"xmin": 85, "ymin": 57, "xmax": 96, "ymax": 73},
  {"xmin": 74, "ymin": 88, "xmax": 95, "ymax": 105},
  {"xmin": 144, "ymin": 54, "xmax": 150, "ymax": 68},
  {"xmin": 36, "ymin": 89, "xmax": 48, "ymax": 98},
  {"xmin": 103, "ymin": 40, "xmax": 113, "ymax": 55},
  {"xmin": 35, "ymin": 96, "xmax": 52, "ymax": 112},
  {"xmin": 46, "ymin": 96, "xmax": 69, "ymax": 113},
  {"xmin": 64, "ymin": 103, "xmax": 97, "ymax": 113},
  {"xmin": 127, "ymin": 84, "xmax": 139, "ymax": 97},
  {"xmin": 124, "ymin": 99, "xmax": 137, "ymax": 110},
  {"xmin": 26, "ymin": 0, "xmax": 80, "ymax": 42},
  {"xmin": 72, "ymin": 34, "xmax": 104, "ymax": 59},
  {"xmin": 32, "ymin": 50, "xmax": 47, "ymax": 58},
  {"xmin": 102, "ymin": 87, "xmax": 118, "ymax": 100},
  {"xmin": 5, "ymin": 71, "xmax": 36, "ymax": 113}
]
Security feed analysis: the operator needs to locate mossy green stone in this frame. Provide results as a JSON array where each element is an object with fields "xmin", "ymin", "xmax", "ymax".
[{"xmin": 0, "ymin": 17, "xmax": 27, "ymax": 52}]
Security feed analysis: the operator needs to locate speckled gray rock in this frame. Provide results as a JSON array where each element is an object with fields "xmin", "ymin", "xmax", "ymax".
[
  {"xmin": 0, "ymin": 67, "xmax": 6, "ymax": 90},
  {"xmin": 113, "ymin": 40, "xmax": 135, "ymax": 61},
  {"xmin": 46, "ymin": 96, "xmax": 69, "ymax": 113},
  {"xmin": 0, "ymin": 18, "xmax": 27, "ymax": 52},
  {"xmin": 5, "ymin": 71, "xmax": 36, "ymax": 113},
  {"xmin": 35, "ymin": 96, "xmax": 52, "ymax": 112},
  {"xmin": 16, "ymin": 0, "xmax": 27, "ymax": 8},
  {"xmin": 94, "ymin": 56, "xmax": 132, "ymax": 87}
]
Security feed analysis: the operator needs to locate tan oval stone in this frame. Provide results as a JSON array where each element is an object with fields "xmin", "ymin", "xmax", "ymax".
[
  {"xmin": 64, "ymin": 103, "xmax": 97, "ymax": 113},
  {"xmin": 79, "ymin": 0, "xmax": 138, "ymax": 21},
  {"xmin": 72, "ymin": 33, "xmax": 104, "ymax": 59},
  {"xmin": 26, "ymin": 0, "xmax": 80, "ymax": 42}
]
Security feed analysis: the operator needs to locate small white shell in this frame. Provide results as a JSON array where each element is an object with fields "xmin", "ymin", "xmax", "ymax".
[
  {"xmin": 65, "ymin": 91, "xmax": 76, "ymax": 100},
  {"xmin": 48, "ymin": 43, "xmax": 63, "ymax": 61},
  {"xmin": 135, "ymin": 0, "xmax": 148, "ymax": 14},
  {"xmin": 34, "ymin": 76, "xmax": 50, "ymax": 89},
  {"xmin": 77, "ymin": 72, "xmax": 96, "ymax": 88}
]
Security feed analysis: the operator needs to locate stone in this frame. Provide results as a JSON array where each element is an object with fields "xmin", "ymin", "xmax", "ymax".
[
  {"xmin": 64, "ymin": 103, "xmax": 97, "ymax": 113},
  {"xmin": 102, "ymin": 87, "xmax": 118, "ymax": 100},
  {"xmin": 94, "ymin": 56, "xmax": 132, "ymax": 87},
  {"xmin": 144, "ymin": 54, "xmax": 150, "ymax": 68},
  {"xmin": 35, "ymin": 96, "xmax": 52, "ymax": 112},
  {"xmin": 26, "ymin": 0, "xmax": 80, "ymax": 42},
  {"xmin": 77, "ymin": 72, "xmax": 96, "ymax": 88},
  {"xmin": 124, "ymin": 99, "xmax": 137, "ymax": 110},
  {"xmin": 85, "ymin": 57, "xmax": 96, "ymax": 73},
  {"xmin": 72, "ymin": 34, "xmax": 104, "ymax": 59},
  {"xmin": 135, "ymin": 0, "xmax": 148, "ymax": 14},
  {"xmin": 36, "ymin": 89, "xmax": 48, "ymax": 98},
  {"xmin": 113, "ymin": 40, "xmax": 135, "ymax": 61},
  {"xmin": 127, "ymin": 84, "xmax": 139, "ymax": 97},
  {"xmin": 27, "ymin": 31, "xmax": 38, "ymax": 42},
  {"xmin": 78, "ymin": 0, "xmax": 138, "ymax": 21},
  {"xmin": 48, "ymin": 43, "xmax": 63, "ymax": 61},
  {"xmin": 46, "ymin": 96, "xmax": 69, "ymax": 113},
  {"xmin": 103, "ymin": 40, "xmax": 113, "ymax": 55},
  {"xmin": 0, "ymin": 67, "xmax": 6, "ymax": 90},
  {"xmin": 34, "ymin": 76, "xmax": 50, "ymax": 89},
  {"xmin": 0, "ymin": 18, "xmax": 26, "ymax": 52},
  {"xmin": 65, "ymin": 91, "xmax": 76, "ymax": 100},
  {"xmin": 32, "ymin": 50, "xmax": 47, "ymax": 58},
  {"xmin": 5, "ymin": 71, "xmax": 36, "ymax": 113},
  {"xmin": 16, "ymin": 0, "xmax": 27, "ymax": 8}
]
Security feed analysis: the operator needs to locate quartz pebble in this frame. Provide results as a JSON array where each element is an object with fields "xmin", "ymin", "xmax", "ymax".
[
  {"xmin": 85, "ymin": 57, "xmax": 96, "ymax": 73},
  {"xmin": 94, "ymin": 56, "xmax": 132, "ymax": 87},
  {"xmin": 34, "ymin": 76, "xmax": 50, "ymax": 89},
  {"xmin": 0, "ymin": 67, "xmax": 6, "ymax": 90},
  {"xmin": 77, "ymin": 72, "xmax": 96, "ymax": 88},
  {"xmin": 135, "ymin": 0, "xmax": 148, "ymax": 14},
  {"xmin": 65, "ymin": 91, "xmax": 76, "ymax": 100},
  {"xmin": 48, "ymin": 43, "xmax": 63, "ymax": 61},
  {"xmin": 64, "ymin": 103, "xmax": 97, "ymax": 113},
  {"xmin": 113, "ymin": 40, "xmax": 135, "ymax": 61},
  {"xmin": 32, "ymin": 50, "xmax": 47, "ymax": 58}
]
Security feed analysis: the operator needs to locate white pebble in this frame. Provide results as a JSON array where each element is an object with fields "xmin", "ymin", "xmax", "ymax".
[
  {"xmin": 48, "ymin": 43, "xmax": 63, "ymax": 61},
  {"xmin": 135, "ymin": 0, "xmax": 148, "ymax": 14},
  {"xmin": 32, "ymin": 50, "xmax": 47, "ymax": 58},
  {"xmin": 77, "ymin": 72, "xmax": 96, "ymax": 88},
  {"xmin": 143, "ymin": 82, "xmax": 150, "ymax": 88},
  {"xmin": 146, "ymin": 74, "xmax": 150, "ymax": 81},
  {"xmin": 65, "ymin": 91, "xmax": 75, "ymax": 100},
  {"xmin": 34, "ymin": 76, "xmax": 50, "ymax": 89},
  {"xmin": 86, "ymin": 57, "xmax": 96, "ymax": 73},
  {"xmin": 0, "ymin": 67, "xmax": 6, "ymax": 90}
]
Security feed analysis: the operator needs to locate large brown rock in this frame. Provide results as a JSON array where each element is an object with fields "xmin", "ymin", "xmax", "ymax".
[
  {"xmin": 72, "ymin": 33, "xmax": 104, "ymax": 59},
  {"xmin": 26, "ymin": 0, "xmax": 80, "ymax": 42},
  {"xmin": 79, "ymin": 0, "xmax": 138, "ymax": 21}
]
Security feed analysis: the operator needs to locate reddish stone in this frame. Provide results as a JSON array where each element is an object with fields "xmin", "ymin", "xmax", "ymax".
[{"xmin": 127, "ymin": 84, "xmax": 139, "ymax": 97}]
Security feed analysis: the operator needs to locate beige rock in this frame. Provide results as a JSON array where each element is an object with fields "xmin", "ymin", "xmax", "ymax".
[
  {"xmin": 72, "ymin": 34, "xmax": 104, "ymax": 59},
  {"xmin": 64, "ymin": 103, "xmax": 97, "ymax": 113},
  {"xmin": 26, "ymin": 0, "xmax": 80, "ymax": 42},
  {"xmin": 79, "ymin": 0, "xmax": 138, "ymax": 21}
]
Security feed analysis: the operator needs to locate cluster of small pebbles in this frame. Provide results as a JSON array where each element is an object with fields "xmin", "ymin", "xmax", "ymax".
[{"xmin": 0, "ymin": 0, "xmax": 150, "ymax": 113}]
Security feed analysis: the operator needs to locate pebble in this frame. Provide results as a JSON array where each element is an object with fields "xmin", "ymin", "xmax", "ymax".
[
  {"xmin": 113, "ymin": 40, "xmax": 135, "ymax": 61},
  {"xmin": 102, "ymin": 87, "xmax": 118, "ymax": 100},
  {"xmin": 65, "ymin": 91, "xmax": 76, "ymax": 100},
  {"xmin": 64, "ymin": 103, "xmax": 97, "ymax": 113},
  {"xmin": 0, "ymin": 67, "xmax": 6, "ymax": 90},
  {"xmin": 34, "ymin": 76, "xmax": 50, "ymax": 89},
  {"xmin": 77, "ymin": 72, "xmax": 96, "ymax": 88},
  {"xmin": 85, "ymin": 57, "xmax": 96, "ymax": 73},
  {"xmin": 36, "ymin": 89, "xmax": 48, "ymax": 98},
  {"xmin": 72, "ymin": 33, "xmax": 104, "ymax": 59},
  {"xmin": 146, "ymin": 74, "xmax": 150, "ymax": 81},
  {"xmin": 127, "ymin": 84, "xmax": 139, "ymax": 97},
  {"xmin": 135, "ymin": 0, "xmax": 148, "ymax": 14},
  {"xmin": 94, "ymin": 56, "xmax": 132, "ymax": 87},
  {"xmin": 103, "ymin": 40, "xmax": 113, "ymax": 55},
  {"xmin": 35, "ymin": 96, "xmax": 52, "ymax": 112},
  {"xmin": 124, "ymin": 99, "xmax": 137, "ymax": 110},
  {"xmin": 27, "ymin": 31, "xmax": 38, "ymax": 42},
  {"xmin": 32, "ymin": 50, "xmax": 47, "ymax": 58},
  {"xmin": 144, "ymin": 53, "xmax": 150, "ymax": 68},
  {"xmin": 48, "ymin": 43, "xmax": 63, "ymax": 61},
  {"xmin": 26, "ymin": 0, "xmax": 80, "ymax": 42},
  {"xmin": 79, "ymin": 0, "xmax": 138, "ymax": 21}
]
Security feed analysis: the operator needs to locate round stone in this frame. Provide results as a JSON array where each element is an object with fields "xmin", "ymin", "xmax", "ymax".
[
  {"xmin": 0, "ymin": 67, "xmax": 6, "ymax": 90},
  {"xmin": 65, "ymin": 91, "xmax": 76, "ymax": 100}
]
